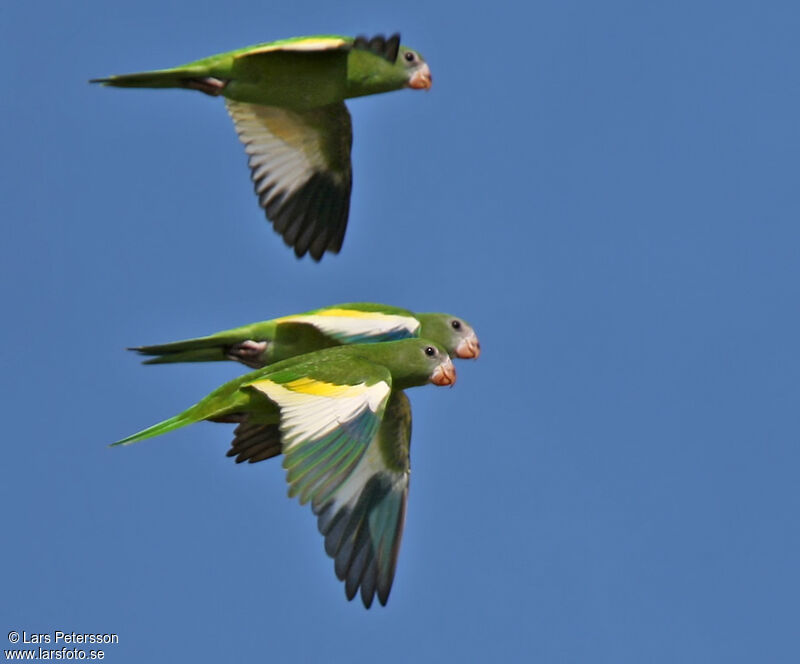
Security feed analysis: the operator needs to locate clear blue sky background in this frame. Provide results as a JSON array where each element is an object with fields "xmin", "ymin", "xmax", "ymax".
[{"xmin": 2, "ymin": 1, "xmax": 799, "ymax": 662}]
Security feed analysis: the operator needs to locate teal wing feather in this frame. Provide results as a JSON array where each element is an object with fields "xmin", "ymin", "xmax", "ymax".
[
  {"xmin": 314, "ymin": 389, "xmax": 412, "ymax": 607},
  {"xmin": 242, "ymin": 361, "xmax": 414, "ymax": 607}
]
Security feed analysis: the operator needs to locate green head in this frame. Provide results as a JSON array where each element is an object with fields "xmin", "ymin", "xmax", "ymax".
[
  {"xmin": 397, "ymin": 46, "xmax": 432, "ymax": 90},
  {"xmin": 415, "ymin": 313, "xmax": 481, "ymax": 360},
  {"xmin": 349, "ymin": 338, "xmax": 455, "ymax": 390}
]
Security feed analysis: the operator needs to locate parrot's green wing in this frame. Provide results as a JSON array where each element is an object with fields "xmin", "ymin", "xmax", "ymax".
[
  {"xmin": 229, "ymin": 388, "xmax": 412, "ymax": 607},
  {"xmin": 316, "ymin": 389, "xmax": 411, "ymax": 607},
  {"xmin": 226, "ymin": 100, "xmax": 352, "ymax": 260},
  {"xmin": 244, "ymin": 359, "xmax": 393, "ymax": 508},
  {"xmin": 242, "ymin": 359, "xmax": 415, "ymax": 608}
]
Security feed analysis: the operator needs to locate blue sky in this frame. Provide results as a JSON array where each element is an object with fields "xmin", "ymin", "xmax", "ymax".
[{"xmin": 3, "ymin": 1, "xmax": 799, "ymax": 661}]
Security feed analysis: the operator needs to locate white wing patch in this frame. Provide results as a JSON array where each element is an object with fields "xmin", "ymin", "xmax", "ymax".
[
  {"xmin": 227, "ymin": 100, "xmax": 327, "ymax": 209},
  {"xmin": 226, "ymin": 100, "xmax": 353, "ymax": 260},
  {"xmin": 329, "ymin": 439, "xmax": 397, "ymax": 513},
  {"xmin": 249, "ymin": 377, "xmax": 390, "ymax": 452},
  {"xmin": 277, "ymin": 309, "xmax": 421, "ymax": 344},
  {"xmin": 240, "ymin": 37, "xmax": 348, "ymax": 56}
]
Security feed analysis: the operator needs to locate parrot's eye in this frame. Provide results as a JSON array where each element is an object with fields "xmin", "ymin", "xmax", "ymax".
[
  {"xmin": 424, "ymin": 346, "xmax": 436, "ymax": 357},
  {"xmin": 404, "ymin": 52, "xmax": 415, "ymax": 63},
  {"xmin": 451, "ymin": 320, "xmax": 462, "ymax": 330}
]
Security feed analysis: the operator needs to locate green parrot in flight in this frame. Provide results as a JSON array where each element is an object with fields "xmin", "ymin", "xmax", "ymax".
[
  {"xmin": 114, "ymin": 339, "xmax": 456, "ymax": 607},
  {"xmin": 131, "ymin": 302, "xmax": 480, "ymax": 368},
  {"xmin": 91, "ymin": 34, "xmax": 432, "ymax": 261}
]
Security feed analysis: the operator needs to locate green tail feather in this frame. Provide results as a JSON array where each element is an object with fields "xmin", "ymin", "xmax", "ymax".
[
  {"xmin": 131, "ymin": 328, "xmax": 262, "ymax": 364},
  {"xmin": 136, "ymin": 347, "xmax": 230, "ymax": 365},
  {"xmin": 112, "ymin": 379, "xmax": 255, "ymax": 447},
  {"xmin": 111, "ymin": 410, "xmax": 199, "ymax": 446},
  {"xmin": 90, "ymin": 69, "xmax": 192, "ymax": 90}
]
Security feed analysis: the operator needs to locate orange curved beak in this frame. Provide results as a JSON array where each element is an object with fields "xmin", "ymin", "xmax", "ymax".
[
  {"xmin": 408, "ymin": 64, "xmax": 433, "ymax": 90},
  {"xmin": 455, "ymin": 333, "xmax": 481, "ymax": 359},
  {"xmin": 431, "ymin": 358, "xmax": 456, "ymax": 386}
]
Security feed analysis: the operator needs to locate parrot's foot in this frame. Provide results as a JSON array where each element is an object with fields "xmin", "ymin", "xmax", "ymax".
[
  {"xmin": 227, "ymin": 340, "xmax": 269, "ymax": 368},
  {"xmin": 182, "ymin": 77, "xmax": 228, "ymax": 96}
]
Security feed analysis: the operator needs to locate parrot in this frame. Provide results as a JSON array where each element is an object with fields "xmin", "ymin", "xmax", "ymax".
[
  {"xmin": 91, "ymin": 34, "xmax": 432, "ymax": 261},
  {"xmin": 131, "ymin": 302, "xmax": 480, "ymax": 368},
  {"xmin": 114, "ymin": 338, "xmax": 455, "ymax": 608}
]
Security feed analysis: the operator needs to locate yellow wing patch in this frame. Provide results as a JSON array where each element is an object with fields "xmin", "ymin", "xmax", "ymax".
[
  {"xmin": 313, "ymin": 308, "xmax": 402, "ymax": 319},
  {"xmin": 283, "ymin": 376, "xmax": 368, "ymax": 398},
  {"xmin": 249, "ymin": 376, "xmax": 374, "ymax": 399},
  {"xmin": 276, "ymin": 308, "xmax": 407, "ymax": 323},
  {"xmin": 241, "ymin": 37, "xmax": 348, "ymax": 57}
]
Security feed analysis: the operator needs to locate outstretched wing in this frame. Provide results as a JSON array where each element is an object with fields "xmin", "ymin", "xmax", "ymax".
[
  {"xmin": 243, "ymin": 364, "xmax": 413, "ymax": 607},
  {"xmin": 226, "ymin": 100, "xmax": 352, "ymax": 261},
  {"xmin": 315, "ymin": 389, "xmax": 412, "ymax": 608}
]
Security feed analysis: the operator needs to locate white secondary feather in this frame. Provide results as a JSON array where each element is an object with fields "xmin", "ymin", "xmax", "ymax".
[
  {"xmin": 242, "ymin": 37, "xmax": 347, "ymax": 56},
  {"xmin": 278, "ymin": 311, "xmax": 420, "ymax": 342},
  {"xmin": 249, "ymin": 379, "xmax": 391, "ymax": 453},
  {"xmin": 328, "ymin": 439, "xmax": 399, "ymax": 512},
  {"xmin": 227, "ymin": 100, "xmax": 329, "ymax": 201}
]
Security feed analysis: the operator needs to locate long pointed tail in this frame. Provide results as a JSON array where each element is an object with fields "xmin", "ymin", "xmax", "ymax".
[
  {"xmin": 90, "ymin": 69, "xmax": 191, "ymax": 89},
  {"xmin": 131, "ymin": 333, "xmax": 268, "ymax": 367},
  {"xmin": 111, "ymin": 408, "xmax": 201, "ymax": 447},
  {"xmin": 132, "ymin": 345, "xmax": 230, "ymax": 365},
  {"xmin": 90, "ymin": 69, "xmax": 226, "ymax": 95},
  {"xmin": 111, "ymin": 377, "xmax": 254, "ymax": 447}
]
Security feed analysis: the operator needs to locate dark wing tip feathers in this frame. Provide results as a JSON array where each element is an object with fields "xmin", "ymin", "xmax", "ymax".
[
  {"xmin": 256, "ymin": 171, "xmax": 350, "ymax": 262},
  {"xmin": 315, "ymin": 476, "xmax": 401, "ymax": 608},
  {"xmin": 352, "ymin": 33, "xmax": 401, "ymax": 63},
  {"xmin": 227, "ymin": 422, "xmax": 282, "ymax": 464}
]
